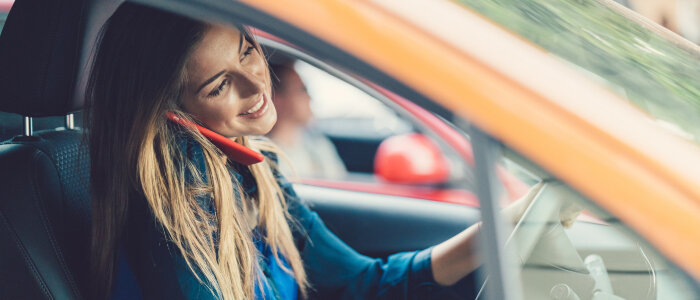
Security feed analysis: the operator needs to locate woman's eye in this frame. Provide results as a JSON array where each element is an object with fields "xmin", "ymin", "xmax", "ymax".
[
  {"xmin": 241, "ymin": 46, "xmax": 255, "ymax": 61},
  {"xmin": 207, "ymin": 78, "xmax": 228, "ymax": 97}
]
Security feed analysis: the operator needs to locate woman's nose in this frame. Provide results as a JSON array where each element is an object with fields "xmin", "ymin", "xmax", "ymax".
[{"xmin": 231, "ymin": 71, "xmax": 265, "ymax": 99}]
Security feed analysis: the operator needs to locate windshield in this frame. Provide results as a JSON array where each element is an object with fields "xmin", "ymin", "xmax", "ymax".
[{"xmin": 457, "ymin": 0, "xmax": 700, "ymax": 142}]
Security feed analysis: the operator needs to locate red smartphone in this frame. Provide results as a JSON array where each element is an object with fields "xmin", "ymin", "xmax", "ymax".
[{"xmin": 166, "ymin": 112, "xmax": 265, "ymax": 165}]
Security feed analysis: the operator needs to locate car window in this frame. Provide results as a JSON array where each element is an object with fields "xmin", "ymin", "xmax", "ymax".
[
  {"xmin": 456, "ymin": 0, "xmax": 700, "ymax": 145},
  {"xmin": 487, "ymin": 149, "xmax": 699, "ymax": 299},
  {"xmin": 0, "ymin": 8, "xmax": 7, "ymax": 34},
  {"xmin": 263, "ymin": 47, "xmax": 473, "ymax": 192},
  {"xmin": 296, "ymin": 61, "xmax": 410, "ymax": 133},
  {"xmin": 266, "ymin": 56, "xmax": 410, "ymax": 179},
  {"xmin": 289, "ymin": 60, "xmax": 413, "ymax": 177}
]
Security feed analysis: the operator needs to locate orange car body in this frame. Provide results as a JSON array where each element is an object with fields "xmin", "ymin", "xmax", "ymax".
[{"xmin": 241, "ymin": 0, "xmax": 700, "ymax": 281}]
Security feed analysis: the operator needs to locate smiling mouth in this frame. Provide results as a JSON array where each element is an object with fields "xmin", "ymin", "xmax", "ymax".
[{"xmin": 239, "ymin": 94, "xmax": 268, "ymax": 118}]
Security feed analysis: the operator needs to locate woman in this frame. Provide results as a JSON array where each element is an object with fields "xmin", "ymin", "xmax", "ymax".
[
  {"xmin": 267, "ymin": 62, "xmax": 347, "ymax": 179},
  {"xmin": 86, "ymin": 3, "xmax": 534, "ymax": 299}
]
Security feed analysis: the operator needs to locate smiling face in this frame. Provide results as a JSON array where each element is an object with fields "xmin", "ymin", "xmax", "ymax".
[{"xmin": 181, "ymin": 25, "xmax": 276, "ymax": 138}]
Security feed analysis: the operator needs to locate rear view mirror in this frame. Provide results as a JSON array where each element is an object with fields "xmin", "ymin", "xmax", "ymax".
[{"xmin": 374, "ymin": 133, "xmax": 449, "ymax": 185}]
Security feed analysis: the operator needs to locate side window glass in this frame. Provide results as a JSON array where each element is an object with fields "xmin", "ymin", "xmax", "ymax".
[
  {"xmin": 0, "ymin": 10, "xmax": 8, "ymax": 34},
  {"xmin": 487, "ymin": 149, "xmax": 698, "ymax": 300},
  {"xmin": 266, "ymin": 54, "xmax": 470, "ymax": 195},
  {"xmin": 268, "ymin": 59, "xmax": 411, "ymax": 179}
]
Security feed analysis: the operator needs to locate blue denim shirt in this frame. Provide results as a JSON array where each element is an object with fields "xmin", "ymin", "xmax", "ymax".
[{"xmin": 114, "ymin": 136, "xmax": 479, "ymax": 299}]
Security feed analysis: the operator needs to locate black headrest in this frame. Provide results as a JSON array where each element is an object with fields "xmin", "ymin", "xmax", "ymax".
[{"xmin": 0, "ymin": 0, "xmax": 91, "ymax": 117}]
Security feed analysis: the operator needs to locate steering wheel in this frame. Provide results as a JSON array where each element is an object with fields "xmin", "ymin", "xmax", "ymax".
[
  {"xmin": 475, "ymin": 181, "xmax": 589, "ymax": 299},
  {"xmin": 507, "ymin": 182, "xmax": 586, "ymax": 270},
  {"xmin": 475, "ymin": 182, "xmax": 659, "ymax": 300}
]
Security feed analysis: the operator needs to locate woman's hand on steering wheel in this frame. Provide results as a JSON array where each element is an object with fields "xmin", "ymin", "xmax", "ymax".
[
  {"xmin": 502, "ymin": 182, "xmax": 545, "ymax": 225},
  {"xmin": 502, "ymin": 182, "xmax": 582, "ymax": 228}
]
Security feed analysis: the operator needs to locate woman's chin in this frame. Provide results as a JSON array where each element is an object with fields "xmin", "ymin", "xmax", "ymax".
[{"xmin": 257, "ymin": 104, "xmax": 278, "ymax": 135}]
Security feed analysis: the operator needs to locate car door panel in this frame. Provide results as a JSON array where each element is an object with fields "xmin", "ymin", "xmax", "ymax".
[{"xmin": 293, "ymin": 184, "xmax": 480, "ymax": 258}]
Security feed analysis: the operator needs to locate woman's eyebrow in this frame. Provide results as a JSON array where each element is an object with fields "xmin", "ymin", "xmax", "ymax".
[
  {"xmin": 196, "ymin": 70, "xmax": 226, "ymax": 93},
  {"xmin": 195, "ymin": 32, "xmax": 245, "ymax": 93}
]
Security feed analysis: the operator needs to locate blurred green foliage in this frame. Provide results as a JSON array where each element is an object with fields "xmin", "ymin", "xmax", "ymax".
[{"xmin": 458, "ymin": 0, "xmax": 700, "ymax": 140}]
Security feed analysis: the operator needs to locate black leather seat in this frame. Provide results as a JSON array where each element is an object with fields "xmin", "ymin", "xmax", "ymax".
[
  {"xmin": 0, "ymin": 0, "xmax": 96, "ymax": 298},
  {"xmin": 0, "ymin": 131, "xmax": 90, "ymax": 299}
]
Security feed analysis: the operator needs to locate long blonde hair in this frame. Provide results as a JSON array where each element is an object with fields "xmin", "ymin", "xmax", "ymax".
[{"xmin": 86, "ymin": 3, "xmax": 307, "ymax": 299}]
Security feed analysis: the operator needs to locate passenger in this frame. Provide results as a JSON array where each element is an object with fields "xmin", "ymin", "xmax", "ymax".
[
  {"xmin": 268, "ymin": 62, "xmax": 347, "ymax": 179},
  {"xmin": 85, "ymin": 2, "xmax": 540, "ymax": 299}
]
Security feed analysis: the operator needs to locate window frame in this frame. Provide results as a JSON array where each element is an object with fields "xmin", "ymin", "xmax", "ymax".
[{"xmin": 256, "ymin": 35, "xmax": 474, "ymax": 186}]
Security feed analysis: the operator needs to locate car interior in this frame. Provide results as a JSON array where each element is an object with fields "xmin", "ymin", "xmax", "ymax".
[
  {"xmin": 258, "ymin": 35, "xmax": 481, "ymax": 205},
  {"xmin": 0, "ymin": 0, "xmax": 96, "ymax": 298},
  {"xmin": 491, "ymin": 151, "xmax": 699, "ymax": 300},
  {"xmin": 2, "ymin": 0, "xmax": 700, "ymax": 299},
  {"xmin": 0, "ymin": 0, "xmax": 480, "ymax": 298}
]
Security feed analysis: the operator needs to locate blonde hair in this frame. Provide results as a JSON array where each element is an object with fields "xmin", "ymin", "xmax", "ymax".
[
  {"xmin": 138, "ymin": 115, "xmax": 307, "ymax": 299},
  {"xmin": 86, "ymin": 3, "xmax": 307, "ymax": 299}
]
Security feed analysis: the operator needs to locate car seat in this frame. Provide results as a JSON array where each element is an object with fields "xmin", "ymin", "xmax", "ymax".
[{"xmin": 0, "ymin": 0, "xmax": 96, "ymax": 298}]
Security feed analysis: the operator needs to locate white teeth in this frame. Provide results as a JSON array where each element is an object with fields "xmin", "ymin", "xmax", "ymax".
[{"xmin": 245, "ymin": 98, "xmax": 264, "ymax": 114}]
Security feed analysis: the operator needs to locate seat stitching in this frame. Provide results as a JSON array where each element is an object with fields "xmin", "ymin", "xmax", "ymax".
[
  {"xmin": 47, "ymin": 138, "xmax": 87, "ymax": 298},
  {"xmin": 4, "ymin": 131, "xmax": 86, "ymax": 298},
  {"xmin": 31, "ymin": 149, "xmax": 83, "ymax": 299},
  {"xmin": 0, "ymin": 209, "xmax": 53, "ymax": 299}
]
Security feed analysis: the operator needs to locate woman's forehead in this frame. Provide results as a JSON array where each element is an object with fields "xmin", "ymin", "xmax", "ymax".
[{"xmin": 185, "ymin": 25, "xmax": 243, "ymax": 82}]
